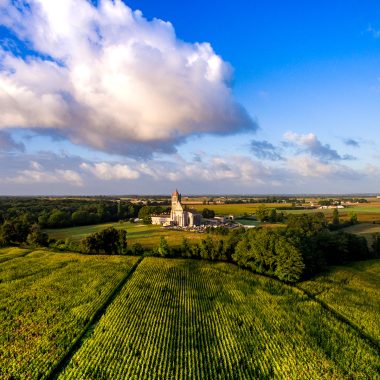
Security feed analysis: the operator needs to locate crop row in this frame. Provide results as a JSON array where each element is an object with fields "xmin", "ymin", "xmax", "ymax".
[
  {"xmin": 0, "ymin": 249, "xmax": 139, "ymax": 379},
  {"xmin": 299, "ymin": 259, "xmax": 380, "ymax": 342},
  {"xmin": 60, "ymin": 257, "xmax": 380, "ymax": 379}
]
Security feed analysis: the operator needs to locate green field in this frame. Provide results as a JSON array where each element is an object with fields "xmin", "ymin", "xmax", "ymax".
[
  {"xmin": 300, "ymin": 259, "xmax": 380, "ymax": 342},
  {"xmin": 45, "ymin": 222, "xmax": 205, "ymax": 249},
  {"xmin": 59, "ymin": 258, "xmax": 379, "ymax": 379},
  {"xmin": 0, "ymin": 249, "xmax": 138, "ymax": 379},
  {"xmin": 1, "ymin": 250, "xmax": 379, "ymax": 379}
]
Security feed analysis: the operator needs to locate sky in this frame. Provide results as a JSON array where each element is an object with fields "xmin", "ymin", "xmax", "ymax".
[{"xmin": 0, "ymin": 0, "xmax": 379, "ymax": 195}]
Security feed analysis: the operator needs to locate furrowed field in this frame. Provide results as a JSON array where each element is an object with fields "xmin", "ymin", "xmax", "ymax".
[
  {"xmin": 59, "ymin": 258, "xmax": 380, "ymax": 379},
  {"xmin": 0, "ymin": 249, "xmax": 138, "ymax": 379},
  {"xmin": 300, "ymin": 259, "xmax": 380, "ymax": 342},
  {"xmin": 1, "ymin": 249, "xmax": 379, "ymax": 379}
]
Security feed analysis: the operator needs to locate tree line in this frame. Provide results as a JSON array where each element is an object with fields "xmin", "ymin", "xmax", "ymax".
[
  {"xmin": 0, "ymin": 197, "xmax": 145, "ymax": 229},
  {"xmin": 150, "ymin": 213, "xmax": 379, "ymax": 283}
]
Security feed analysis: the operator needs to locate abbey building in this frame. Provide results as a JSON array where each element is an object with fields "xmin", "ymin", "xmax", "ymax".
[{"xmin": 151, "ymin": 190, "xmax": 201, "ymax": 227}]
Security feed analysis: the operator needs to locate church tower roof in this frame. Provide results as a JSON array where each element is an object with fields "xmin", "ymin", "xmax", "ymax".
[{"xmin": 172, "ymin": 189, "xmax": 179, "ymax": 196}]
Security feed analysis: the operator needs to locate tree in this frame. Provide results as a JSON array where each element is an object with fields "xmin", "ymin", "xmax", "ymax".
[
  {"xmin": 71, "ymin": 210, "xmax": 91, "ymax": 226},
  {"xmin": 274, "ymin": 236, "xmax": 305, "ymax": 282},
  {"xmin": 287, "ymin": 213, "xmax": 327, "ymax": 237},
  {"xmin": 116, "ymin": 229, "xmax": 128, "ymax": 255},
  {"xmin": 202, "ymin": 208, "xmax": 215, "ymax": 219},
  {"xmin": 48, "ymin": 210, "xmax": 70, "ymax": 228},
  {"xmin": 332, "ymin": 209, "xmax": 340, "ymax": 225},
  {"xmin": 0, "ymin": 220, "xmax": 30, "ymax": 246},
  {"xmin": 200, "ymin": 235, "xmax": 215, "ymax": 260},
  {"xmin": 129, "ymin": 242, "xmax": 144, "ymax": 256},
  {"xmin": 255, "ymin": 205, "xmax": 268, "ymax": 222},
  {"xmin": 348, "ymin": 211, "xmax": 358, "ymax": 224},
  {"xmin": 268, "ymin": 209, "xmax": 277, "ymax": 223},
  {"xmin": 27, "ymin": 224, "xmax": 49, "ymax": 247},
  {"xmin": 0, "ymin": 221, "xmax": 17, "ymax": 246},
  {"xmin": 157, "ymin": 237, "xmax": 170, "ymax": 257},
  {"xmin": 180, "ymin": 237, "xmax": 191, "ymax": 256},
  {"xmin": 138, "ymin": 206, "xmax": 152, "ymax": 224},
  {"xmin": 82, "ymin": 234, "xmax": 100, "ymax": 254},
  {"xmin": 81, "ymin": 227, "xmax": 127, "ymax": 255}
]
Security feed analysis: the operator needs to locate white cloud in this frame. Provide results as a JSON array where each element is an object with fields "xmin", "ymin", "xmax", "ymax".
[
  {"xmin": 0, "ymin": 0, "xmax": 255, "ymax": 157},
  {"xmin": 4, "ymin": 168, "xmax": 83, "ymax": 186},
  {"xmin": 56, "ymin": 169, "xmax": 84, "ymax": 186},
  {"xmin": 30, "ymin": 161, "xmax": 42, "ymax": 170},
  {"xmin": 81, "ymin": 162, "xmax": 140, "ymax": 180},
  {"xmin": 283, "ymin": 131, "xmax": 353, "ymax": 161},
  {"xmin": 286, "ymin": 155, "xmax": 360, "ymax": 179}
]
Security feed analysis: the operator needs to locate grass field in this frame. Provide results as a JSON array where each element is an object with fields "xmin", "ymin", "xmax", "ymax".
[
  {"xmin": 0, "ymin": 249, "xmax": 138, "ymax": 379},
  {"xmin": 0, "ymin": 247, "xmax": 31, "ymax": 263},
  {"xmin": 45, "ymin": 222, "xmax": 205, "ymax": 249},
  {"xmin": 59, "ymin": 258, "xmax": 380, "ymax": 379},
  {"xmin": 342, "ymin": 222, "xmax": 380, "ymax": 245},
  {"xmin": 299, "ymin": 259, "xmax": 380, "ymax": 342}
]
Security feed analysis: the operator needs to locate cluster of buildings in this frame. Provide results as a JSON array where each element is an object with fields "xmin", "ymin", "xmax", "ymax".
[{"xmin": 151, "ymin": 190, "xmax": 202, "ymax": 227}]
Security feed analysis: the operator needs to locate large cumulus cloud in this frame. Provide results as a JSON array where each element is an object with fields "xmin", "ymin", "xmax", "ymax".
[{"xmin": 0, "ymin": 0, "xmax": 255, "ymax": 157}]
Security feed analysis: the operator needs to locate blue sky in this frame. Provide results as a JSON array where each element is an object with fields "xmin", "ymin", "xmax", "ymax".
[{"xmin": 0, "ymin": 0, "xmax": 379, "ymax": 195}]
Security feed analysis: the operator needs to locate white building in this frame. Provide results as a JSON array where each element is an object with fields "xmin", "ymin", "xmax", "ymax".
[{"xmin": 151, "ymin": 190, "xmax": 202, "ymax": 227}]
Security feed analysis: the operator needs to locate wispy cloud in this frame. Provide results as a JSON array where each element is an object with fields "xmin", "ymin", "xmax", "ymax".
[
  {"xmin": 0, "ymin": 0, "xmax": 256, "ymax": 158},
  {"xmin": 283, "ymin": 132, "xmax": 355, "ymax": 161},
  {"xmin": 344, "ymin": 138, "xmax": 360, "ymax": 148},
  {"xmin": 250, "ymin": 140, "xmax": 283, "ymax": 161},
  {"xmin": 80, "ymin": 162, "xmax": 140, "ymax": 180}
]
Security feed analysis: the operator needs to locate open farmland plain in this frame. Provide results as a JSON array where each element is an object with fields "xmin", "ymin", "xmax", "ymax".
[
  {"xmin": 299, "ymin": 259, "xmax": 380, "ymax": 342},
  {"xmin": 0, "ymin": 249, "xmax": 139, "ymax": 379},
  {"xmin": 45, "ymin": 222, "xmax": 205, "ymax": 249},
  {"xmin": 59, "ymin": 258, "xmax": 379, "ymax": 379}
]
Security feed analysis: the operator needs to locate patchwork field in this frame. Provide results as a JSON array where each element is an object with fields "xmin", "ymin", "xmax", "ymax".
[
  {"xmin": 0, "ymin": 249, "xmax": 139, "ymax": 379},
  {"xmin": 45, "ymin": 222, "xmax": 205, "ymax": 249},
  {"xmin": 299, "ymin": 259, "xmax": 380, "ymax": 342},
  {"xmin": 1, "ymin": 250, "xmax": 379, "ymax": 379}
]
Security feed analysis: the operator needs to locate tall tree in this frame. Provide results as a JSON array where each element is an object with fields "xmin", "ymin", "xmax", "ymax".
[{"xmin": 332, "ymin": 208, "xmax": 340, "ymax": 225}]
